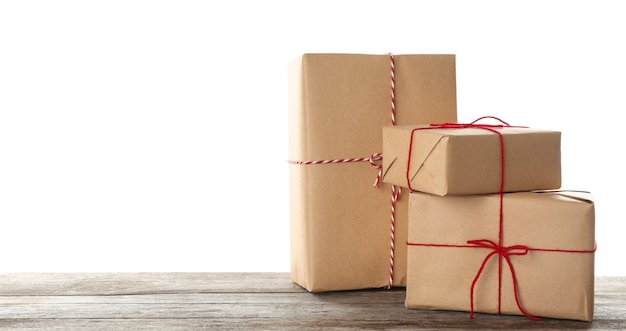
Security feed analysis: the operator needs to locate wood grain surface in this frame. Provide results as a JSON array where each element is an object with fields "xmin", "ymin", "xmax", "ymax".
[{"xmin": 0, "ymin": 273, "xmax": 624, "ymax": 330}]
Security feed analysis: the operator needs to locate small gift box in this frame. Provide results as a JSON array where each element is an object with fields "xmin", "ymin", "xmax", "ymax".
[
  {"xmin": 382, "ymin": 117, "xmax": 561, "ymax": 195},
  {"xmin": 405, "ymin": 190, "xmax": 596, "ymax": 321}
]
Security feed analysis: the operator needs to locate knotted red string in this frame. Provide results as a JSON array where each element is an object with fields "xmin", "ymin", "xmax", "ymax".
[
  {"xmin": 288, "ymin": 53, "xmax": 401, "ymax": 289},
  {"xmin": 406, "ymin": 116, "xmax": 516, "ymax": 192},
  {"xmin": 406, "ymin": 116, "xmax": 550, "ymax": 320},
  {"xmin": 466, "ymin": 239, "xmax": 538, "ymax": 321}
]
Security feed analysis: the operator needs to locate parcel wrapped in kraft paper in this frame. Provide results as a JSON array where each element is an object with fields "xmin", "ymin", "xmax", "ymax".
[
  {"xmin": 288, "ymin": 53, "xmax": 457, "ymax": 292},
  {"xmin": 406, "ymin": 190, "xmax": 596, "ymax": 321},
  {"xmin": 382, "ymin": 119, "xmax": 561, "ymax": 196}
]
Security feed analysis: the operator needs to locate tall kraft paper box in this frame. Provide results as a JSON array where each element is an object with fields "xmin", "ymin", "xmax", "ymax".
[{"xmin": 288, "ymin": 54, "xmax": 457, "ymax": 292}]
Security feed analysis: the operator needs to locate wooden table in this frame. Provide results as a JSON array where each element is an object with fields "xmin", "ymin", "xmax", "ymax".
[{"xmin": 0, "ymin": 273, "xmax": 624, "ymax": 330}]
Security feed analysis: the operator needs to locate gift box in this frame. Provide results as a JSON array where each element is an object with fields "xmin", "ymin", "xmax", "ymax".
[
  {"xmin": 382, "ymin": 121, "xmax": 561, "ymax": 195},
  {"xmin": 288, "ymin": 53, "xmax": 457, "ymax": 292},
  {"xmin": 405, "ymin": 190, "xmax": 596, "ymax": 321}
]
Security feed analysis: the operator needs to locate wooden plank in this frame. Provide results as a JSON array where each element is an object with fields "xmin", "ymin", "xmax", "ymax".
[
  {"xmin": 2, "ymin": 313, "xmax": 626, "ymax": 330},
  {"xmin": 2, "ymin": 317, "xmax": 625, "ymax": 331},
  {"xmin": 0, "ymin": 292, "xmax": 403, "ymax": 306},
  {"xmin": 0, "ymin": 272, "xmax": 304, "ymax": 296},
  {"xmin": 0, "ymin": 293, "xmax": 623, "ymax": 319},
  {"xmin": 0, "ymin": 289, "xmax": 623, "ymax": 317},
  {"xmin": 0, "ymin": 273, "xmax": 624, "ymax": 330}
]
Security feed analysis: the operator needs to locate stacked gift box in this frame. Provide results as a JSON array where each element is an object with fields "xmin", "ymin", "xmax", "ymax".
[
  {"xmin": 287, "ymin": 53, "xmax": 596, "ymax": 322},
  {"xmin": 382, "ymin": 121, "xmax": 595, "ymax": 321}
]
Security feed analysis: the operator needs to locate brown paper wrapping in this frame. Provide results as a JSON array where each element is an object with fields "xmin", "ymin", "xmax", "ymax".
[
  {"xmin": 288, "ymin": 54, "xmax": 457, "ymax": 292},
  {"xmin": 406, "ymin": 191, "xmax": 595, "ymax": 321},
  {"xmin": 382, "ymin": 125, "xmax": 561, "ymax": 195}
]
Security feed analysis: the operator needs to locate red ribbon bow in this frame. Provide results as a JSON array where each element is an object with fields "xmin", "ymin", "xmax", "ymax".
[{"xmin": 466, "ymin": 239, "xmax": 539, "ymax": 321}]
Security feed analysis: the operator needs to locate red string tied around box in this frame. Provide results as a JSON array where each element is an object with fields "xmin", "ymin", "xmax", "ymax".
[{"xmin": 406, "ymin": 116, "xmax": 596, "ymax": 321}]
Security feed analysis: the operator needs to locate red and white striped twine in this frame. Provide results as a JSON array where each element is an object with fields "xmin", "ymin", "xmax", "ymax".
[
  {"xmin": 387, "ymin": 53, "xmax": 399, "ymax": 289},
  {"xmin": 288, "ymin": 153, "xmax": 383, "ymax": 188},
  {"xmin": 288, "ymin": 53, "xmax": 401, "ymax": 289},
  {"xmin": 388, "ymin": 184, "xmax": 402, "ymax": 288},
  {"xmin": 390, "ymin": 53, "xmax": 397, "ymax": 126}
]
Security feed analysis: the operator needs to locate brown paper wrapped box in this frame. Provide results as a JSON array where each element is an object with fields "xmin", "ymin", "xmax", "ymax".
[
  {"xmin": 406, "ymin": 191, "xmax": 595, "ymax": 321},
  {"xmin": 288, "ymin": 54, "xmax": 457, "ymax": 292},
  {"xmin": 382, "ymin": 124, "xmax": 561, "ymax": 195}
]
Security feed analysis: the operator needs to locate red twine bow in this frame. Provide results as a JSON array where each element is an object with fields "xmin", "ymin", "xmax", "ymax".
[{"xmin": 466, "ymin": 239, "xmax": 538, "ymax": 320}]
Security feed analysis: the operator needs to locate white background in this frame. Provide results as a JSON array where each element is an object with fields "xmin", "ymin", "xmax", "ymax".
[{"xmin": 0, "ymin": 1, "xmax": 624, "ymax": 275}]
